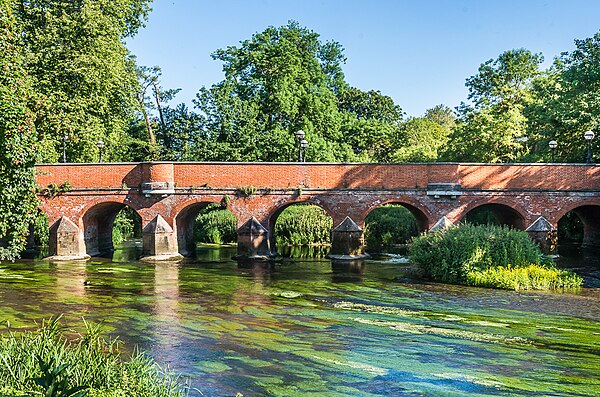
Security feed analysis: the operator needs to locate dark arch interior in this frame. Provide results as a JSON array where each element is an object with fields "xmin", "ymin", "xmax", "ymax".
[
  {"xmin": 269, "ymin": 202, "xmax": 333, "ymax": 256},
  {"xmin": 364, "ymin": 203, "xmax": 427, "ymax": 251},
  {"xmin": 463, "ymin": 203, "xmax": 525, "ymax": 230},
  {"xmin": 176, "ymin": 202, "xmax": 237, "ymax": 257},
  {"xmin": 83, "ymin": 203, "xmax": 141, "ymax": 257},
  {"xmin": 558, "ymin": 205, "xmax": 600, "ymax": 249}
]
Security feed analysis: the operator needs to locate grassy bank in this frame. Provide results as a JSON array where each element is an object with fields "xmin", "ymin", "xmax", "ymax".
[
  {"xmin": 409, "ymin": 224, "xmax": 582, "ymax": 290},
  {"xmin": 0, "ymin": 317, "xmax": 187, "ymax": 397}
]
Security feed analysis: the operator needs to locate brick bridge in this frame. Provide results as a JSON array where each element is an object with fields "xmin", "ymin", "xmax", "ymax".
[{"xmin": 35, "ymin": 162, "xmax": 600, "ymax": 260}]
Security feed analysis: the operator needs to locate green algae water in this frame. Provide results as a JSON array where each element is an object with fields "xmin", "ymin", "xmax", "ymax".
[{"xmin": 0, "ymin": 245, "xmax": 599, "ymax": 397}]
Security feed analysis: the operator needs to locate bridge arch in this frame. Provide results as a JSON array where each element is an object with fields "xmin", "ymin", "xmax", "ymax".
[
  {"xmin": 172, "ymin": 198, "xmax": 237, "ymax": 257},
  {"xmin": 458, "ymin": 199, "xmax": 528, "ymax": 230},
  {"xmin": 363, "ymin": 198, "xmax": 433, "ymax": 232},
  {"xmin": 82, "ymin": 200, "xmax": 141, "ymax": 257},
  {"xmin": 267, "ymin": 199, "xmax": 335, "ymax": 253},
  {"xmin": 555, "ymin": 202, "xmax": 600, "ymax": 249}
]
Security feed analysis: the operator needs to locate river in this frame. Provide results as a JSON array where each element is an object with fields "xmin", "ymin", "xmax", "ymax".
[{"xmin": 0, "ymin": 244, "xmax": 599, "ymax": 397}]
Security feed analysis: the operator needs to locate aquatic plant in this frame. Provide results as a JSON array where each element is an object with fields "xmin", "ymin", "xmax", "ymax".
[
  {"xmin": 0, "ymin": 317, "xmax": 187, "ymax": 397},
  {"xmin": 409, "ymin": 224, "xmax": 582, "ymax": 290}
]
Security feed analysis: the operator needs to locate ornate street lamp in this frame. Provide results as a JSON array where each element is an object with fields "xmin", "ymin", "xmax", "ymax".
[
  {"xmin": 549, "ymin": 140, "xmax": 557, "ymax": 163},
  {"xmin": 62, "ymin": 133, "xmax": 68, "ymax": 163},
  {"xmin": 97, "ymin": 140, "xmax": 105, "ymax": 163},
  {"xmin": 584, "ymin": 130, "xmax": 595, "ymax": 164},
  {"xmin": 294, "ymin": 130, "xmax": 307, "ymax": 162}
]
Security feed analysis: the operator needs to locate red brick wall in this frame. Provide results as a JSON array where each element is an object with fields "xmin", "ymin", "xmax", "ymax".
[{"xmin": 36, "ymin": 162, "xmax": 600, "ymax": 191}]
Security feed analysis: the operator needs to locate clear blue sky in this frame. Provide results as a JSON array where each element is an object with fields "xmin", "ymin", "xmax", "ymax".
[{"xmin": 126, "ymin": 0, "xmax": 600, "ymax": 117}]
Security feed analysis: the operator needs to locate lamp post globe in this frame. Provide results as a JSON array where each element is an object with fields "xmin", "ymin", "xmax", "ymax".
[
  {"xmin": 584, "ymin": 130, "xmax": 595, "ymax": 164},
  {"xmin": 97, "ymin": 140, "xmax": 105, "ymax": 163},
  {"xmin": 549, "ymin": 140, "xmax": 557, "ymax": 163}
]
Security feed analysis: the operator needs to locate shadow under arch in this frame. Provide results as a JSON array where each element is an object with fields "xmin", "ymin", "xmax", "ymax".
[
  {"xmin": 460, "ymin": 202, "xmax": 526, "ymax": 230},
  {"xmin": 267, "ymin": 199, "xmax": 334, "ymax": 255},
  {"xmin": 174, "ymin": 201, "xmax": 237, "ymax": 257},
  {"xmin": 557, "ymin": 204, "xmax": 600, "ymax": 249},
  {"xmin": 82, "ymin": 201, "xmax": 141, "ymax": 257}
]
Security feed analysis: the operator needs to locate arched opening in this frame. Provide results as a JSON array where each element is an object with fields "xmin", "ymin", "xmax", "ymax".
[
  {"xmin": 364, "ymin": 203, "xmax": 427, "ymax": 253},
  {"xmin": 269, "ymin": 203, "xmax": 333, "ymax": 257},
  {"xmin": 175, "ymin": 202, "xmax": 237, "ymax": 257},
  {"xmin": 463, "ymin": 203, "xmax": 525, "ymax": 230},
  {"xmin": 558, "ymin": 205, "xmax": 600, "ymax": 251},
  {"xmin": 83, "ymin": 202, "xmax": 142, "ymax": 257}
]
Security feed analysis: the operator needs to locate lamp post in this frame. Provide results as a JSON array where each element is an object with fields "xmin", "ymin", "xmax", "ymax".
[
  {"xmin": 584, "ymin": 130, "xmax": 595, "ymax": 164},
  {"xmin": 300, "ymin": 139, "xmax": 308, "ymax": 162},
  {"xmin": 549, "ymin": 140, "xmax": 557, "ymax": 163},
  {"xmin": 97, "ymin": 140, "xmax": 105, "ymax": 163},
  {"xmin": 294, "ymin": 130, "xmax": 307, "ymax": 162},
  {"xmin": 61, "ymin": 133, "xmax": 68, "ymax": 163}
]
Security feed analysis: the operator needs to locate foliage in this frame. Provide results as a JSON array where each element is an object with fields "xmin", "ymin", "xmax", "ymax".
[
  {"xmin": 409, "ymin": 224, "xmax": 544, "ymax": 284},
  {"xmin": 391, "ymin": 117, "xmax": 449, "ymax": 162},
  {"xmin": 189, "ymin": 21, "xmax": 403, "ymax": 163},
  {"xmin": 237, "ymin": 186, "xmax": 257, "ymax": 197},
  {"xmin": 0, "ymin": 317, "xmax": 187, "ymax": 397},
  {"xmin": 0, "ymin": 0, "xmax": 41, "ymax": 260},
  {"xmin": 111, "ymin": 207, "xmax": 141, "ymax": 247},
  {"xmin": 525, "ymin": 31, "xmax": 600, "ymax": 162},
  {"xmin": 465, "ymin": 263, "xmax": 582, "ymax": 290},
  {"xmin": 15, "ymin": 0, "xmax": 152, "ymax": 163},
  {"xmin": 194, "ymin": 204, "xmax": 237, "ymax": 245},
  {"xmin": 39, "ymin": 181, "xmax": 71, "ymax": 198},
  {"xmin": 275, "ymin": 204, "xmax": 332, "ymax": 246},
  {"xmin": 364, "ymin": 205, "xmax": 418, "ymax": 250},
  {"xmin": 443, "ymin": 49, "xmax": 543, "ymax": 162}
]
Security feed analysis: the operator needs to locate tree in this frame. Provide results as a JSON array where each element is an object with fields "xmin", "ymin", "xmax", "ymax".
[
  {"xmin": 391, "ymin": 117, "xmax": 448, "ymax": 162},
  {"xmin": 444, "ymin": 49, "xmax": 543, "ymax": 162},
  {"xmin": 0, "ymin": 0, "xmax": 41, "ymax": 259},
  {"xmin": 526, "ymin": 31, "xmax": 600, "ymax": 162},
  {"xmin": 191, "ymin": 21, "xmax": 402, "ymax": 162},
  {"xmin": 15, "ymin": 0, "xmax": 152, "ymax": 163}
]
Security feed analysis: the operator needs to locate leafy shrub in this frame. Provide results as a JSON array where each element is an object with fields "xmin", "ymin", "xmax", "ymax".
[
  {"xmin": 112, "ymin": 207, "xmax": 140, "ymax": 247},
  {"xmin": 365, "ymin": 205, "xmax": 418, "ymax": 250},
  {"xmin": 409, "ymin": 224, "xmax": 582, "ymax": 290},
  {"xmin": 275, "ymin": 204, "xmax": 332, "ymax": 246},
  {"xmin": 0, "ymin": 317, "xmax": 187, "ymax": 397},
  {"xmin": 194, "ymin": 204, "xmax": 237, "ymax": 244}
]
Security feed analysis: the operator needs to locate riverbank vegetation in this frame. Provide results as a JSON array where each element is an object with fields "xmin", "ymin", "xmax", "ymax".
[
  {"xmin": 410, "ymin": 224, "xmax": 583, "ymax": 290},
  {"xmin": 0, "ymin": 317, "xmax": 187, "ymax": 397},
  {"xmin": 364, "ymin": 205, "xmax": 419, "ymax": 250}
]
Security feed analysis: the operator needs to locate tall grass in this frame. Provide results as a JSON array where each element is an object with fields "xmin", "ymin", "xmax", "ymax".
[
  {"xmin": 0, "ymin": 317, "xmax": 187, "ymax": 397},
  {"xmin": 275, "ymin": 205, "xmax": 332, "ymax": 246},
  {"xmin": 409, "ymin": 224, "xmax": 582, "ymax": 290}
]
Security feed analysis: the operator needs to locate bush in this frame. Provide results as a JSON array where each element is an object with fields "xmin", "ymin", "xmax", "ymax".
[
  {"xmin": 194, "ymin": 204, "xmax": 237, "ymax": 244},
  {"xmin": 112, "ymin": 207, "xmax": 140, "ymax": 247},
  {"xmin": 409, "ymin": 224, "xmax": 582, "ymax": 290},
  {"xmin": 365, "ymin": 205, "xmax": 418, "ymax": 249},
  {"xmin": 0, "ymin": 317, "xmax": 187, "ymax": 397},
  {"xmin": 275, "ymin": 204, "xmax": 332, "ymax": 246}
]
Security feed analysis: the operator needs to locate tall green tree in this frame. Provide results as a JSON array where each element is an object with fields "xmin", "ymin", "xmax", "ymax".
[
  {"xmin": 15, "ymin": 0, "xmax": 152, "ymax": 163},
  {"xmin": 444, "ymin": 49, "xmax": 543, "ymax": 162},
  {"xmin": 0, "ymin": 0, "xmax": 40, "ymax": 259},
  {"xmin": 192, "ymin": 21, "xmax": 402, "ymax": 162},
  {"xmin": 526, "ymin": 31, "xmax": 600, "ymax": 162}
]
